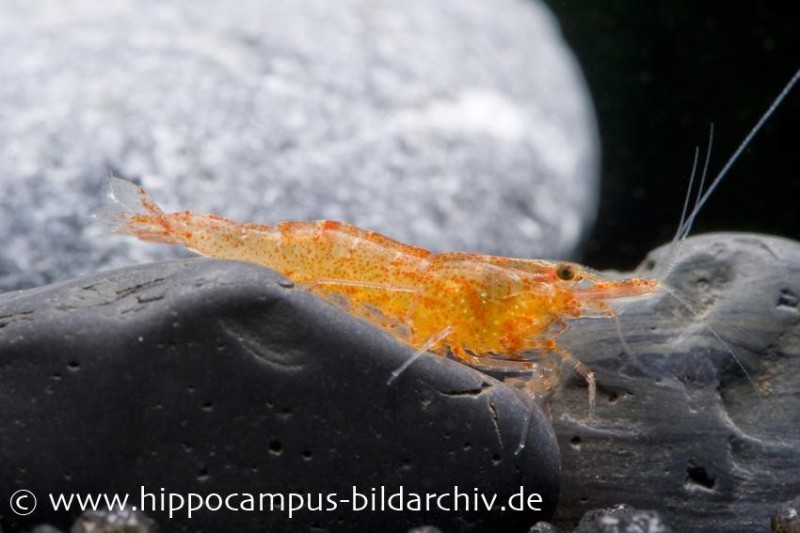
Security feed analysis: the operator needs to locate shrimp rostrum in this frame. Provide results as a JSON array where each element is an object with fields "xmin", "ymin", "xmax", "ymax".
[{"xmin": 105, "ymin": 177, "xmax": 659, "ymax": 416}]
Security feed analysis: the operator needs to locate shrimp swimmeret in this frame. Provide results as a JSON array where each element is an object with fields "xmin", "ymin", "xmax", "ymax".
[{"xmin": 105, "ymin": 68, "xmax": 799, "ymax": 432}]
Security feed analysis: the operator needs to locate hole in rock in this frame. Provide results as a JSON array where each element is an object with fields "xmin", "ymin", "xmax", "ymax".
[{"xmin": 685, "ymin": 461, "xmax": 716, "ymax": 491}]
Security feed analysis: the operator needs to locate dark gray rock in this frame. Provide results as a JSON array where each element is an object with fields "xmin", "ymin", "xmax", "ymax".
[
  {"xmin": 28, "ymin": 506, "xmax": 157, "ymax": 533},
  {"xmin": 30, "ymin": 527, "xmax": 64, "ymax": 533},
  {"xmin": 0, "ymin": 259, "xmax": 559, "ymax": 532},
  {"xmin": 406, "ymin": 527, "xmax": 444, "ymax": 533},
  {"xmin": 0, "ymin": 0, "xmax": 598, "ymax": 290},
  {"xmin": 772, "ymin": 494, "xmax": 800, "ymax": 533},
  {"xmin": 550, "ymin": 233, "xmax": 800, "ymax": 532},
  {"xmin": 528, "ymin": 521, "xmax": 558, "ymax": 533},
  {"xmin": 70, "ymin": 507, "xmax": 158, "ymax": 533},
  {"xmin": 574, "ymin": 504, "xmax": 671, "ymax": 533}
]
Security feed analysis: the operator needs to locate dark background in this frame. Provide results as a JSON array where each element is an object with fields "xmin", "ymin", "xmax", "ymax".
[{"xmin": 543, "ymin": 2, "xmax": 799, "ymax": 270}]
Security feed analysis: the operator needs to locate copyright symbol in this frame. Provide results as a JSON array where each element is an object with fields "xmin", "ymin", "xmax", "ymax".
[{"xmin": 10, "ymin": 489, "xmax": 37, "ymax": 516}]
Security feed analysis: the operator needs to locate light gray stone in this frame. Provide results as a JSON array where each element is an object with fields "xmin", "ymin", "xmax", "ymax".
[{"xmin": 0, "ymin": 0, "xmax": 598, "ymax": 290}]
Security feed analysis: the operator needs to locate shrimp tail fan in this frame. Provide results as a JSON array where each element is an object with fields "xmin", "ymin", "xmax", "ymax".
[{"xmin": 95, "ymin": 176, "xmax": 178, "ymax": 245}]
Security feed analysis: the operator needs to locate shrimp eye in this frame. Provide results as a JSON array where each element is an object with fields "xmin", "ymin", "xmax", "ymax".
[{"xmin": 555, "ymin": 263, "xmax": 576, "ymax": 281}]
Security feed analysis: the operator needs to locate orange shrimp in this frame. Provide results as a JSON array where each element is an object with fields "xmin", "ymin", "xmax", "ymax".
[
  {"xmin": 104, "ymin": 67, "xmax": 800, "ymax": 443},
  {"xmin": 105, "ymin": 175, "xmax": 657, "ymax": 418}
]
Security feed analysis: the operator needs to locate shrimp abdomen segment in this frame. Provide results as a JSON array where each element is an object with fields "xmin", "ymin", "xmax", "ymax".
[
  {"xmin": 108, "ymin": 179, "xmax": 433, "ymax": 324},
  {"xmin": 233, "ymin": 220, "xmax": 433, "ymax": 324}
]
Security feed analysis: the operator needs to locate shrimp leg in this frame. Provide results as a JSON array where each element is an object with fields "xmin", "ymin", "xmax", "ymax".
[
  {"xmin": 387, "ymin": 326, "xmax": 453, "ymax": 384},
  {"xmin": 509, "ymin": 319, "xmax": 597, "ymax": 417},
  {"xmin": 450, "ymin": 344, "xmax": 539, "ymax": 371},
  {"xmin": 506, "ymin": 338, "xmax": 596, "ymax": 454},
  {"xmin": 544, "ymin": 339, "xmax": 596, "ymax": 418}
]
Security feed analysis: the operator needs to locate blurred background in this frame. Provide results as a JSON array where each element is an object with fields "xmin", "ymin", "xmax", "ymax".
[{"xmin": 545, "ymin": 1, "xmax": 800, "ymax": 269}]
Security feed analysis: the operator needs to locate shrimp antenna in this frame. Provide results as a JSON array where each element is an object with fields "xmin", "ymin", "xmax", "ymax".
[
  {"xmin": 656, "ymin": 126, "xmax": 713, "ymax": 281},
  {"xmin": 656, "ymin": 283, "xmax": 757, "ymax": 391},
  {"xmin": 679, "ymin": 68, "xmax": 800, "ymax": 238},
  {"xmin": 677, "ymin": 146, "xmax": 701, "ymax": 244},
  {"xmin": 660, "ymin": 68, "xmax": 800, "ymax": 281},
  {"xmin": 656, "ymin": 145, "xmax": 700, "ymax": 279},
  {"xmin": 684, "ymin": 125, "xmax": 714, "ymax": 241}
]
